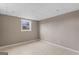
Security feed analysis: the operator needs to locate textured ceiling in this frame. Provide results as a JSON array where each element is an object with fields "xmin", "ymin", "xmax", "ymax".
[{"xmin": 0, "ymin": 3, "xmax": 79, "ymax": 21}]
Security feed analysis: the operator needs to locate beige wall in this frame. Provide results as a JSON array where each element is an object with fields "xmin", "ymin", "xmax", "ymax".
[
  {"xmin": 40, "ymin": 10, "xmax": 79, "ymax": 51},
  {"xmin": 0, "ymin": 15, "xmax": 39, "ymax": 46},
  {"xmin": 0, "ymin": 17, "xmax": 2, "ymax": 44}
]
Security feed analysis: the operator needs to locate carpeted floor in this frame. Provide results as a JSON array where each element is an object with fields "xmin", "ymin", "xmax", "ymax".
[{"xmin": 0, "ymin": 41, "xmax": 78, "ymax": 55}]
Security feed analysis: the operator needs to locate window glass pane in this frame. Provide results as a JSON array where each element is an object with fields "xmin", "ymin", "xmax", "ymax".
[{"xmin": 21, "ymin": 19, "xmax": 31, "ymax": 31}]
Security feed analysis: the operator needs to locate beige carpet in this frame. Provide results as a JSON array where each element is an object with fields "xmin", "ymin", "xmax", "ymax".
[{"xmin": 0, "ymin": 41, "xmax": 78, "ymax": 55}]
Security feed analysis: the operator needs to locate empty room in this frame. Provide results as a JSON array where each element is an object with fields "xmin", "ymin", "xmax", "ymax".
[{"xmin": 0, "ymin": 3, "xmax": 79, "ymax": 55}]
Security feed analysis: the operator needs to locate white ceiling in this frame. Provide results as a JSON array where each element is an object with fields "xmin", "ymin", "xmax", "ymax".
[{"xmin": 0, "ymin": 3, "xmax": 79, "ymax": 21}]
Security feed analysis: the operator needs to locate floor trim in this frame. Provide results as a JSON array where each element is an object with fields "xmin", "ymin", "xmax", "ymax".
[
  {"xmin": 0, "ymin": 39, "xmax": 39, "ymax": 50},
  {"xmin": 42, "ymin": 40, "xmax": 79, "ymax": 54}
]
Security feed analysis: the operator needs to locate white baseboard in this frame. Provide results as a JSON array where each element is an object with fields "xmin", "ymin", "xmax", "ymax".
[
  {"xmin": 0, "ymin": 39, "xmax": 39, "ymax": 50},
  {"xmin": 42, "ymin": 40, "xmax": 79, "ymax": 54}
]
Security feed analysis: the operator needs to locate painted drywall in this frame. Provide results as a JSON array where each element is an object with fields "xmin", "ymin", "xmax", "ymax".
[
  {"xmin": 0, "ymin": 15, "xmax": 39, "ymax": 46},
  {"xmin": 40, "ymin": 10, "xmax": 79, "ymax": 51},
  {"xmin": 0, "ymin": 17, "xmax": 2, "ymax": 44}
]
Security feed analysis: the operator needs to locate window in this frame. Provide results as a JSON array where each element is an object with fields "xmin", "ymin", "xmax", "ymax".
[{"xmin": 21, "ymin": 19, "xmax": 31, "ymax": 31}]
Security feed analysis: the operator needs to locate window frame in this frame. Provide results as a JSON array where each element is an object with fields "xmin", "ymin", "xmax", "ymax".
[{"xmin": 21, "ymin": 19, "xmax": 31, "ymax": 32}]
